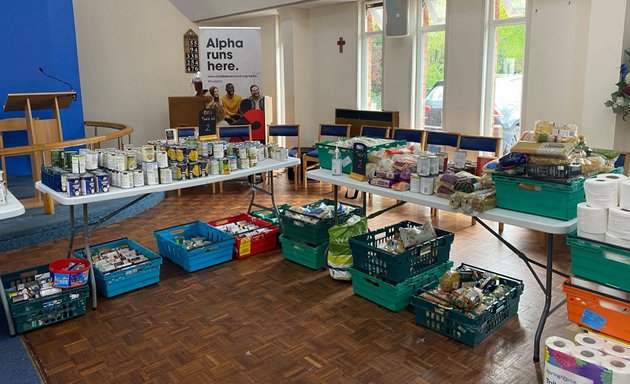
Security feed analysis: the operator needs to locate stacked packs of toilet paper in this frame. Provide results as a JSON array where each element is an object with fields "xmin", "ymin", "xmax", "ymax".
[
  {"xmin": 579, "ymin": 173, "xmax": 630, "ymax": 247},
  {"xmin": 545, "ymin": 333, "xmax": 630, "ymax": 384}
]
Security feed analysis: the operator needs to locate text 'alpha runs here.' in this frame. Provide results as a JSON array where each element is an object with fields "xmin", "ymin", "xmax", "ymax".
[{"xmin": 205, "ymin": 37, "xmax": 244, "ymax": 71}]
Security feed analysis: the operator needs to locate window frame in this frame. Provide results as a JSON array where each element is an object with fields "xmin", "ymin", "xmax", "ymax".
[
  {"xmin": 359, "ymin": 0, "xmax": 384, "ymax": 111},
  {"xmin": 414, "ymin": 0, "xmax": 448, "ymax": 130}
]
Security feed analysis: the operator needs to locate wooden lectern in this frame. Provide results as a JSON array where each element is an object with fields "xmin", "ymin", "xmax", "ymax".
[{"xmin": 3, "ymin": 91, "xmax": 75, "ymax": 208}]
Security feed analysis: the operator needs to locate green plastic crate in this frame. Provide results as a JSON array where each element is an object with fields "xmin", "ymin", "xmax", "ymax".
[
  {"xmin": 279, "ymin": 199, "xmax": 362, "ymax": 245},
  {"xmin": 350, "ymin": 261, "xmax": 453, "ymax": 312},
  {"xmin": 349, "ymin": 220, "xmax": 454, "ymax": 284},
  {"xmin": 250, "ymin": 204, "xmax": 292, "ymax": 225},
  {"xmin": 1, "ymin": 264, "xmax": 90, "ymax": 334},
  {"xmin": 316, "ymin": 137, "xmax": 406, "ymax": 174},
  {"xmin": 279, "ymin": 234, "xmax": 328, "ymax": 270},
  {"xmin": 493, "ymin": 168, "xmax": 623, "ymax": 220},
  {"xmin": 411, "ymin": 263, "xmax": 524, "ymax": 346},
  {"xmin": 567, "ymin": 231, "xmax": 630, "ymax": 291}
]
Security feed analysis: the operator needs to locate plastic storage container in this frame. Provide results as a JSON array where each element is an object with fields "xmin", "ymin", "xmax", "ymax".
[
  {"xmin": 350, "ymin": 261, "xmax": 453, "ymax": 312},
  {"xmin": 279, "ymin": 199, "xmax": 362, "ymax": 245},
  {"xmin": 567, "ymin": 231, "xmax": 630, "ymax": 292},
  {"xmin": 209, "ymin": 214, "xmax": 280, "ymax": 259},
  {"xmin": 316, "ymin": 137, "xmax": 406, "ymax": 174},
  {"xmin": 153, "ymin": 221, "xmax": 235, "ymax": 272},
  {"xmin": 1, "ymin": 264, "xmax": 90, "ymax": 334},
  {"xmin": 48, "ymin": 258, "xmax": 90, "ymax": 288},
  {"xmin": 279, "ymin": 234, "xmax": 328, "ymax": 270},
  {"xmin": 75, "ymin": 238, "xmax": 162, "ymax": 298},
  {"xmin": 563, "ymin": 278, "xmax": 629, "ymax": 341},
  {"xmin": 411, "ymin": 263, "xmax": 524, "ymax": 346},
  {"xmin": 349, "ymin": 220, "xmax": 454, "ymax": 283},
  {"xmin": 250, "ymin": 204, "xmax": 292, "ymax": 225}
]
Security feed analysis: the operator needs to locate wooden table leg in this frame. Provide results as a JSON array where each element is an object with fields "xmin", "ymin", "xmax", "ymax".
[{"xmin": 43, "ymin": 193, "xmax": 55, "ymax": 215}]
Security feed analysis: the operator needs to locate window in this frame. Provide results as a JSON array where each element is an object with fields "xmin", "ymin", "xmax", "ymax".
[
  {"xmin": 483, "ymin": 0, "xmax": 527, "ymax": 153},
  {"xmin": 415, "ymin": 0, "xmax": 447, "ymax": 130},
  {"xmin": 360, "ymin": 1, "xmax": 383, "ymax": 110}
]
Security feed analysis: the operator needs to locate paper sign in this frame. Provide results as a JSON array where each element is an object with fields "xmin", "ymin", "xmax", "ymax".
[
  {"xmin": 581, "ymin": 309, "xmax": 606, "ymax": 330},
  {"xmin": 239, "ymin": 237, "xmax": 251, "ymax": 257}
]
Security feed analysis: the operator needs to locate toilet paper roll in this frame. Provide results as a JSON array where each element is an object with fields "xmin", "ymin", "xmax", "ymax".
[
  {"xmin": 604, "ymin": 341, "xmax": 630, "ymax": 360},
  {"xmin": 586, "ymin": 178, "xmax": 619, "ymax": 209},
  {"xmin": 607, "ymin": 208, "xmax": 630, "ymax": 240},
  {"xmin": 621, "ymin": 180, "xmax": 630, "ymax": 210},
  {"xmin": 577, "ymin": 202, "xmax": 608, "ymax": 234},
  {"xmin": 570, "ymin": 346, "xmax": 604, "ymax": 365},
  {"xmin": 597, "ymin": 173, "xmax": 628, "ymax": 183},
  {"xmin": 606, "ymin": 232, "xmax": 630, "ymax": 250},
  {"xmin": 545, "ymin": 336, "xmax": 575, "ymax": 356},
  {"xmin": 600, "ymin": 355, "xmax": 630, "ymax": 384},
  {"xmin": 574, "ymin": 332, "xmax": 607, "ymax": 351},
  {"xmin": 577, "ymin": 230, "xmax": 606, "ymax": 242}
]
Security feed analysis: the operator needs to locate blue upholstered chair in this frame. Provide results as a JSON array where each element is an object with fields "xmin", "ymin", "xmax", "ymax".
[
  {"xmin": 392, "ymin": 127, "xmax": 426, "ymax": 145},
  {"xmin": 303, "ymin": 123, "xmax": 351, "ymax": 188},
  {"xmin": 424, "ymin": 130, "xmax": 460, "ymax": 152},
  {"xmin": 360, "ymin": 125, "xmax": 390, "ymax": 139},
  {"xmin": 267, "ymin": 124, "xmax": 300, "ymax": 191},
  {"xmin": 458, "ymin": 134, "xmax": 502, "ymax": 157}
]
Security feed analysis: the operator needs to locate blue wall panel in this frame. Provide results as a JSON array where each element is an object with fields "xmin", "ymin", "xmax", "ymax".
[{"xmin": 0, "ymin": 0, "xmax": 84, "ymax": 176}]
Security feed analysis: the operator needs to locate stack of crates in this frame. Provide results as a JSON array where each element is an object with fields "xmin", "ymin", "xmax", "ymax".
[
  {"xmin": 563, "ymin": 232, "xmax": 630, "ymax": 342},
  {"xmin": 348, "ymin": 220, "xmax": 455, "ymax": 312},
  {"xmin": 208, "ymin": 214, "xmax": 280, "ymax": 259},
  {"xmin": 279, "ymin": 199, "xmax": 361, "ymax": 270}
]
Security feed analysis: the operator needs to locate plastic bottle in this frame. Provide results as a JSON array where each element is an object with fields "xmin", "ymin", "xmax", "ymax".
[{"xmin": 332, "ymin": 146, "xmax": 342, "ymax": 176}]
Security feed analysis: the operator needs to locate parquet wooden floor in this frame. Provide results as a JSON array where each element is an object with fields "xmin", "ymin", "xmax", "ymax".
[{"xmin": 0, "ymin": 173, "xmax": 580, "ymax": 384}]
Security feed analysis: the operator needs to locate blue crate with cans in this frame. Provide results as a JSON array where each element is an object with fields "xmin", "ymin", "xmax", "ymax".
[
  {"xmin": 153, "ymin": 221, "xmax": 235, "ymax": 272},
  {"xmin": 349, "ymin": 220, "xmax": 454, "ymax": 284},
  {"xmin": 411, "ymin": 263, "xmax": 524, "ymax": 346},
  {"xmin": 350, "ymin": 261, "xmax": 453, "ymax": 312},
  {"xmin": 1, "ymin": 264, "xmax": 90, "ymax": 334},
  {"xmin": 75, "ymin": 238, "xmax": 162, "ymax": 298}
]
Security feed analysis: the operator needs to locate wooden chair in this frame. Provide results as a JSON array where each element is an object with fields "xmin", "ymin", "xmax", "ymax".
[
  {"xmin": 360, "ymin": 125, "xmax": 390, "ymax": 138},
  {"xmin": 424, "ymin": 130, "xmax": 461, "ymax": 152},
  {"xmin": 303, "ymin": 123, "xmax": 351, "ymax": 188},
  {"xmin": 0, "ymin": 118, "xmax": 30, "ymax": 181},
  {"xmin": 392, "ymin": 127, "xmax": 426, "ymax": 145},
  {"xmin": 217, "ymin": 125, "xmax": 252, "ymax": 193},
  {"xmin": 458, "ymin": 134, "xmax": 503, "ymax": 232},
  {"xmin": 267, "ymin": 124, "xmax": 300, "ymax": 191}
]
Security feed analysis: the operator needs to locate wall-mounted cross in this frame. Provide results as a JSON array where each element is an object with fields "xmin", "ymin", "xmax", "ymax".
[{"xmin": 337, "ymin": 37, "xmax": 345, "ymax": 53}]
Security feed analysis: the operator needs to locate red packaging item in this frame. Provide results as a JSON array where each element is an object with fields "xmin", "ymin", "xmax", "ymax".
[{"xmin": 475, "ymin": 156, "xmax": 496, "ymax": 176}]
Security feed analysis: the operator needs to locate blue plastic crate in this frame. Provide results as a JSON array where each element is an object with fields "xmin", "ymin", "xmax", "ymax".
[
  {"xmin": 75, "ymin": 238, "xmax": 162, "ymax": 298},
  {"xmin": 153, "ymin": 221, "xmax": 235, "ymax": 272}
]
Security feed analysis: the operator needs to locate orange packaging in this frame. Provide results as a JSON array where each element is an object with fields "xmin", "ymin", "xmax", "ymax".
[{"xmin": 475, "ymin": 156, "xmax": 495, "ymax": 176}]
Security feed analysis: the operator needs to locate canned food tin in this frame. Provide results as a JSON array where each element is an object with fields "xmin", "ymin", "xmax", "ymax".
[
  {"xmin": 247, "ymin": 146, "xmax": 257, "ymax": 160},
  {"xmin": 51, "ymin": 149, "xmax": 64, "ymax": 167},
  {"xmin": 437, "ymin": 153, "xmax": 446, "ymax": 174},
  {"xmin": 181, "ymin": 146, "xmax": 191, "ymax": 162},
  {"xmin": 237, "ymin": 146, "xmax": 248, "ymax": 159},
  {"xmin": 106, "ymin": 152, "xmax": 115, "ymax": 170},
  {"xmin": 198, "ymin": 159, "xmax": 208, "ymax": 176},
  {"xmin": 420, "ymin": 176, "xmax": 434, "ymax": 195},
  {"xmin": 145, "ymin": 169, "xmax": 159, "ymax": 186},
  {"xmin": 60, "ymin": 172, "xmax": 68, "ymax": 193},
  {"xmin": 123, "ymin": 143, "xmax": 134, "ymax": 151},
  {"xmin": 79, "ymin": 148, "xmax": 88, "ymax": 155},
  {"xmin": 114, "ymin": 154, "xmax": 126, "ymax": 172},
  {"xmin": 188, "ymin": 148, "xmax": 199, "ymax": 162},
  {"xmin": 133, "ymin": 169, "xmax": 145, "ymax": 187},
  {"xmin": 220, "ymin": 158, "xmax": 231, "ymax": 175},
  {"xmin": 126, "ymin": 153, "xmax": 137, "ymax": 171},
  {"xmin": 175, "ymin": 146, "xmax": 185, "ymax": 162},
  {"xmin": 429, "ymin": 155, "xmax": 439, "ymax": 176},
  {"xmin": 142, "ymin": 161, "xmax": 158, "ymax": 173},
  {"xmin": 85, "ymin": 151, "xmax": 97, "ymax": 170},
  {"xmin": 226, "ymin": 144, "xmax": 235, "ymax": 157},
  {"xmin": 213, "ymin": 142, "xmax": 225, "ymax": 159},
  {"xmin": 209, "ymin": 158, "xmax": 219, "ymax": 175},
  {"xmin": 67, "ymin": 173, "xmax": 81, "ymax": 197},
  {"xmin": 71, "ymin": 154, "xmax": 86, "ymax": 174},
  {"xmin": 228, "ymin": 155, "xmax": 238, "ymax": 171},
  {"xmin": 110, "ymin": 170, "xmax": 120, "ymax": 187},
  {"xmin": 159, "ymin": 167, "xmax": 173, "ymax": 184},
  {"xmin": 167, "ymin": 145, "xmax": 177, "ymax": 162},
  {"xmin": 417, "ymin": 156, "xmax": 430, "ymax": 177},
  {"xmin": 64, "ymin": 151, "xmax": 78, "ymax": 169},
  {"xmin": 238, "ymin": 157, "xmax": 250, "ymax": 170},
  {"xmin": 200, "ymin": 141, "xmax": 209, "ymax": 158},
  {"xmin": 171, "ymin": 164, "xmax": 181, "ymax": 181},
  {"xmin": 189, "ymin": 161, "xmax": 201, "ymax": 178},
  {"xmin": 80, "ymin": 173, "xmax": 95, "ymax": 195},
  {"xmin": 454, "ymin": 150, "xmax": 467, "ymax": 169},
  {"xmin": 156, "ymin": 150, "xmax": 169, "ymax": 168},
  {"xmin": 95, "ymin": 172, "xmax": 109, "ymax": 193},
  {"xmin": 120, "ymin": 171, "xmax": 134, "ymax": 189},
  {"xmin": 142, "ymin": 145, "xmax": 155, "ymax": 162},
  {"xmin": 176, "ymin": 162, "xmax": 187, "ymax": 180},
  {"xmin": 410, "ymin": 174, "xmax": 421, "ymax": 193}
]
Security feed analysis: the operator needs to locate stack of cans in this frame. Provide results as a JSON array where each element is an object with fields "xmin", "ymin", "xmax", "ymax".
[{"xmin": 410, "ymin": 153, "xmax": 447, "ymax": 195}]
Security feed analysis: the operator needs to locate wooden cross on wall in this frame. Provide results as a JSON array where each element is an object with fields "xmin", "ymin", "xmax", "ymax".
[{"xmin": 337, "ymin": 37, "xmax": 345, "ymax": 53}]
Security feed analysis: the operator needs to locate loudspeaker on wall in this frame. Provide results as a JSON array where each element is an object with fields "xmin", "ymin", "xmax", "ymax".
[{"xmin": 384, "ymin": 0, "xmax": 409, "ymax": 38}]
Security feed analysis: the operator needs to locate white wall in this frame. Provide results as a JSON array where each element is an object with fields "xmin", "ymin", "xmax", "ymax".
[
  {"xmin": 73, "ymin": 0, "xmax": 197, "ymax": 146},
  {"xmin": 170, "ymin": 0, "xmax": 322, "ymax": 22}
]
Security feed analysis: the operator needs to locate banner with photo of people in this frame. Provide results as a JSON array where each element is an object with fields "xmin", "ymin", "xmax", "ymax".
[{"xmin": 199, "ymin": 27, "xmax": 266, "ymax": 141}]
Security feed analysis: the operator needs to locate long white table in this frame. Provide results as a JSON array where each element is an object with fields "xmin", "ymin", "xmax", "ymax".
[
  {"xmin": 0, "ymin": 191, "xmax": 25, "ymax": 220},
  {"xmin": 0, "ymin": 158, "xmax": 302, "ymax": 337},
  {"xmin": 307, "ymin": 168, "xmax": 576, "ymax": 362}
]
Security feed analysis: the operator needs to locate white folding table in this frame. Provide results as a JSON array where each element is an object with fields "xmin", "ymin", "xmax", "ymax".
[
  {"xmin": 0, "ymin": 158, "xmax": 302, "ymax": 336},
  {"xmin": 307, "ymin": 168, "xmax": 576, "ymax": 362},
  {"xmin": 0, "ymin": 191, "xmax": 25, "ymax": 220}
]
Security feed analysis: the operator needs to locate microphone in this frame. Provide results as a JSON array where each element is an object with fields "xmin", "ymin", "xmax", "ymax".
[{"xmin": 38, "ymin": 67, "xmax": 77, "ymax": 100}]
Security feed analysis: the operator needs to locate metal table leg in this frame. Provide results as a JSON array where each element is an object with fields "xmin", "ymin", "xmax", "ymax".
[
  {"xmin": 66, "ymin": 205, "xmax": 76, "ymax": 258},
  {"xmin": 333, "ymin": 185, "xmax": 339, "ymax": 225},
  {"xmin": 82, "ymin": 204, "xmax": 98, "ymax": 309},
  {"xmin": 533, "ymin": 233, "xmax": 554, "ymax": 362}
]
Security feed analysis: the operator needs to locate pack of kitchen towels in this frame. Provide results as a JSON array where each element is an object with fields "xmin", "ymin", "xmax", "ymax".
[{"xmin": 545, "ymin": 333, "xmax": 630, "ymax": 384}]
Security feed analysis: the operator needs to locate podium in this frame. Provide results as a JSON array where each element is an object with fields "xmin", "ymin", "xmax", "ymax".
[{"xmin": 3, "ymin": 91, "xmax": 75, "ymax": 205}]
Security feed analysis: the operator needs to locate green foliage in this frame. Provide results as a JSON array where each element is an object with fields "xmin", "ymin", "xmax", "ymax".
[{"xmin": 605, "ymin": 50, "xmax": 630, "ymax": 119}]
